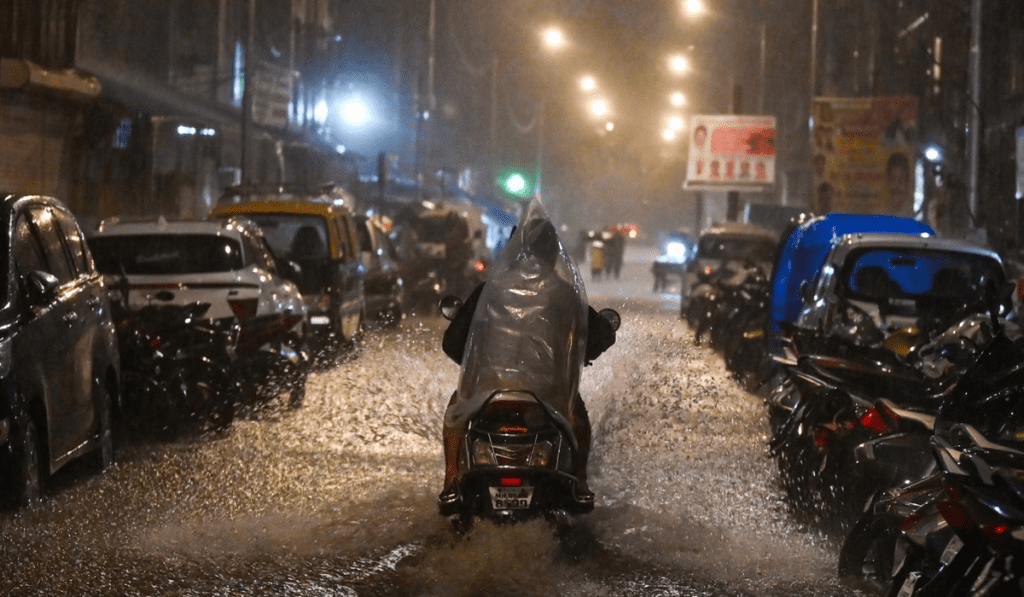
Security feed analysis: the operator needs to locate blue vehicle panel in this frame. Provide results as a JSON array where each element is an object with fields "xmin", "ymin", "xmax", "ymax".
[{"xmin": 767, "ymin": 213, "xmax": 935, "ymax": 354}]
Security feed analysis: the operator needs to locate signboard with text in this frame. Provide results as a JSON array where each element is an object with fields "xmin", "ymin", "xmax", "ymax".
[
  {"xmin": 685, "ymin": 114, "xmax": 776, "ymax": 191},
  {"xmin": 811, "ymin": 95, "xmax": 917, "ymax": 216}
]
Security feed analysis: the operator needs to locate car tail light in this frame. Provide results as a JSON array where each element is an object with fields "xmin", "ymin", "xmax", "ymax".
[
  {"xmin": 228, "ymin": 298, "xmax": 258, "ymax": 320},
  {"xmin": 500, "ymin": 478, "xmax": 522, "ymax": 487},
  {"xmin": 474, "ymin": 260, "xmax": 486, "ymax": 272},
  {"xmin": 704, "ymin": 266, "xmax": 713, "ymax": 276}
]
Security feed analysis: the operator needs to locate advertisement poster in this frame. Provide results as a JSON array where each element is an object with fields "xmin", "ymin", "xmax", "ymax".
[
  {"xmin": 811, "ymin": 96, "xmax": 917, "ymax": 216},
  {"xmin": 685, "ymin": 115, "xmax": 776, "ymax": 191}
]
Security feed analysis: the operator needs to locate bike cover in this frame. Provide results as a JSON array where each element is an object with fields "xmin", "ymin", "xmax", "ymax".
[{"xmin": 446, "ymin": 198, "xmax": 588, "ymax": 438}]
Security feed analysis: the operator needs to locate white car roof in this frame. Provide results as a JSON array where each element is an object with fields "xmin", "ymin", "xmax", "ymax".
[
  {"xmin": 830, "ymin": 232, "xmax": 1001, "ymax": 261},
  {"xmin": 92, "ymin": 217, "xmax": 255, "ymax": 238}
]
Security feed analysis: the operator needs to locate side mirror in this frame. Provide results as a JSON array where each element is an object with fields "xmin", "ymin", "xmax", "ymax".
[
  {"xmin": 800, "ymin": 280, "xmax": 815, "ymax": 305},
  {"xmin": 279, "ymin": 260, "xmax": 302, "ymax": 281},
  {"xmin": 599, "ymin": 307, "xmax": 621, "ymax": 331},
  {"xmin": 439, "ymin": 295, "xmax": 463, "ymax": 320},
  {"xmin": 24, "ymin": 270, "xmax": 59, "ymax": 307}
]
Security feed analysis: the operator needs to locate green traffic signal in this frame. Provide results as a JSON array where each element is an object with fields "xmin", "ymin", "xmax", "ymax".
[{"xmin": 499, "ymin": 169, "xmax": 533, "ymax": 200}]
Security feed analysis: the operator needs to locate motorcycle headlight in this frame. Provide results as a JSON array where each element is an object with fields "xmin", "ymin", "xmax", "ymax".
[
  {"xmin": 472, "ymin": 439, "xmax": 496, "ymax": 466},
  {"xmin": 530, "ymin": 440, "xmax": 554, "ymax": 468}
]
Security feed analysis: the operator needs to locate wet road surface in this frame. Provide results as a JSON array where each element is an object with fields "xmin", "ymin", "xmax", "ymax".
[{"xmin": 0, "ymin": 246, "xmax": 877, "ymax": 596}]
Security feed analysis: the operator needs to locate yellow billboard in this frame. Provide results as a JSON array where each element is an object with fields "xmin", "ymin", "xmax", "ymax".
[{"xmin": 811, "ymin": 96, "xmax": 917, "ymax": 216}]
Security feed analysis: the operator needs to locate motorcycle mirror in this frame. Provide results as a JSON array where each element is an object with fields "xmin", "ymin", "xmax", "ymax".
[
  {"xmin": 439, "ymin": 295, "xmax": 463, "ymax": 320},
  {"xmin": 599, "ymin": 307, "xmax": 621, "ymax": 331},
  {"xmin": 800, "ymin": 280, "xmax": 815, "ymax": 305}
]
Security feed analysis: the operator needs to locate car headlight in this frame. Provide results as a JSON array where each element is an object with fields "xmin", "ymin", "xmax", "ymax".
[{"xmin": 472, "ymin": 439, "xmax": 496, "ymax": 465}]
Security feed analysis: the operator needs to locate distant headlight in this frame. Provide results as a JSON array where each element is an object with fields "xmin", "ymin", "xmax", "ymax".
[{"xmin": 666, "ymin": 242, "xmax": 687, "ymax": 260}]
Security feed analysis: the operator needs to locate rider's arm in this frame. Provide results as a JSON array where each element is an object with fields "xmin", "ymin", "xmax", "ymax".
[
  {"xmin": 584, "ymin": 306, "xmax": 616, "ymax": 365},
  {"xmin": 441, "ymin": 283, "xmax": 485, "ymax": 364}
]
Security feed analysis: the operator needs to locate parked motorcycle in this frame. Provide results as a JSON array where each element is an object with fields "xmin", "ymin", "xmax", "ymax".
[
  {"xmin": 113, "ymin": 299, "xmax": 241, "ymax": 439},
  {"xmin": 881, "ymin": 332, "xmax": 1024, "ymax": 596}
]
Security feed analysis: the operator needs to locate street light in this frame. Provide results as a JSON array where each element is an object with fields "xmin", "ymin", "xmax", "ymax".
[
  {"xmin": 542, "ymin": 26, "xmax": 565, "ymax": 50},
  {"xmin": 580, "ymin": 76, "xmax": 597, "ymax": 92},
  {"xmin": 670, "ymin": 92, "xmax": 687, "ymax": 106},
  {"xmin": 669, "ymin": 54, "xmax": 690, "ymax": 74},
  {"xmin": 682, "ymin": 0, "xmax": 705, "ymax": 17}
]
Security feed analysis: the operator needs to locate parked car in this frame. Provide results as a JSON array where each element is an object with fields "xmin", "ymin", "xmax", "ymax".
[
  {"xmin": 794, "ymin": 233, "xmax": 1009, "ymax": 352},
  {"xmin": 354, "ymin": 214, "xmax": 404, "ymax": 326},
  {"xmin": 390, "ymin": 203, "xmax": 483, "ymax": 308},
  {"xmin": 88, "ymin": 216, "xmax": 308, "ymax": 406},
  {"xmin": 210, "ymin": 185, "xmax": 366, "ymax": 352},
  {"xmin": 0, "ymin": 193, "xmax": 120, "ymax": 509},
  {"xmin": 767, "ymin": 213, "xmax": 936, "ymax": 357},
  {"xmin": 683, "ymin": 222, "xmax": 778, "ymax": 299}
]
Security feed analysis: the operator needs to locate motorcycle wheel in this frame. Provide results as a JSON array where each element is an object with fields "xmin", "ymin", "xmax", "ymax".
[
  {"xmin": 209, "ymin": 398, "xmax": 234, "ymax": 432},
  {"xmin": 838, "ymin": 510, "xmax": 898, "ymax": 581},
  {"xmin": 152, "ymin": 384, "xmax": 182, "ymax": 441}
]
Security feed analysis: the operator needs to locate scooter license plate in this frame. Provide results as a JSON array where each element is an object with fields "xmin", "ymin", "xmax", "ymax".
[{"xmin": 489, "ymin": 486, "xmax": 534, "ymax": 510}]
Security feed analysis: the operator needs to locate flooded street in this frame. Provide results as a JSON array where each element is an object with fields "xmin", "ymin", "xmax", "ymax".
[{"xmin": 1, "ymin": 247, "xmax": 872, "ymax": 596}]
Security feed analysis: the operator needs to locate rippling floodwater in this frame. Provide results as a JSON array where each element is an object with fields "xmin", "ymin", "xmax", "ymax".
[{"xmin": 0, "ymin": 262, "xmax": 876, "ymax": 596}]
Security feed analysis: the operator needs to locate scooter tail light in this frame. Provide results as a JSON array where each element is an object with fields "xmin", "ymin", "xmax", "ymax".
[
  {"xmin": 814, "ymin": 427, "xmax": 833, "ymax": 449},
  {"xmin": 149, "ymin": 336, "xmax": 163, "ymax": 351},
  {"xmin": 474, "ymin": 261, "xmax": 486, "ymax": 272}
]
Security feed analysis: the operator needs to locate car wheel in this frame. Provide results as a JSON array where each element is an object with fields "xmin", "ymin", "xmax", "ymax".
[
  {"xmin": 88, "ymin": 382, "xmax": 115, "ymax": 472},
  {"xmin": 7, "ymin": 417, "xmax": 44, "ymax": 509},
  {"xmin": 340, "ymin": 309, "xmax": 364, "ymax": 344}
]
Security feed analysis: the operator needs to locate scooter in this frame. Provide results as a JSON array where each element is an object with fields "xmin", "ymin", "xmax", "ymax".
[{"xmin": 435, "ymin": 199, "xmax": 620, "ymax": 530}]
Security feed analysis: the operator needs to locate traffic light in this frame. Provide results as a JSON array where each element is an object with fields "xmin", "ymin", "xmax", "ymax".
[{"xmin": 498, "ymin": 168, "xmax": 534, "ymax": 200}]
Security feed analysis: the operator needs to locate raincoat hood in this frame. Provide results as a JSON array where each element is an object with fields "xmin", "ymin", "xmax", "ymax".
[{"xmin": 446, "ymin": 198, "xmax": 588, "ymax": 437}]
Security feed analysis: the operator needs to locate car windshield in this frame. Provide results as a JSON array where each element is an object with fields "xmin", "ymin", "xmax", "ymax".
[
  {"xmin": 233, "ymin": 213, "xmax": 331, "ymax": 294},
  {"xmin": 698, "ymin": 234, "xmax": 776, "ymax": 263},
  {"xmin": 89, "ymin": 234, "xmax": 243, "ymax": 275},
  {"xmin": 235, "ymin": 214, "xmax": 330, "ymax": 262},
  {"xmin": 839, "ymin": 247, "xmax": 1004, "ymax": 302},
  {"xmin": 411, "ymin": 215, "xmax": 451, "ymax": 244}
]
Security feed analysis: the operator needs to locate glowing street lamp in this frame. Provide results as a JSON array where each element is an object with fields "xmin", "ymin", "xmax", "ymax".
[
  {"xmin": 542, "ymin": 26, "xmax": 565, "ymax": 50},
  {"xmin": 669, "ymin": 54, "xmax": 690, "ymax": 74},
  {"xmin": 341, "ymin": 99, "xmax": 369, "ymax": 126},
  {"xmin": 668, "ymin": 115, "xmax": 685, "ymax": 130},
  {"xmin": 580, "ymin": 76, "xmax": 597, "ymax": 91},
  {"xmin": 663, "ymin": 128, "xmax": 678, "ymax": 142},
  {"xmin": 683, "ymin": 0, "xmax": 705, "ymax": 17},
  {"xmin": 605, "ymin": 121, "xmax": 615, "ymax": 132},
  {"xmin": 670, "ymin": 92, "xmax": 687, "ymax": 106},
  {"xmin": 590, "ymin": 99, "xmax": 609, "ymax": 117}
]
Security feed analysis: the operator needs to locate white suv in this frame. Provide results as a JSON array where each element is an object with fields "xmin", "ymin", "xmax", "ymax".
[{"xmin": 87, "ymin": 217, "xmax": 308, "ymax": 356}]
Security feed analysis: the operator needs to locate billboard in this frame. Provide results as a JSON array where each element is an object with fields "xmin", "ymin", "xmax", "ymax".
[
  {"xmin": 685, "ymin": 115, "xmax": 776, "ymax": 191},
  {"xmin": 811, "ymin": 96, "xmax": 917, "ymax": 216}
]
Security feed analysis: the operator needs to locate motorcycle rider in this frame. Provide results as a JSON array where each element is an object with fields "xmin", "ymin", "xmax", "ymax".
[{"xmin": 439, "ymin": 210, "xmax": 617, "ymax": 505}]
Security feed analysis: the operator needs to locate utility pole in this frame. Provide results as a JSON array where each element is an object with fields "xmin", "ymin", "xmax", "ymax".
[
  {"xmin": 965, "ymin": 0, "xmax": 982, "ymax": 238},
  {"xmin": 240, "ymin": 0, "xmax": 255, "ymax": 184}
]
